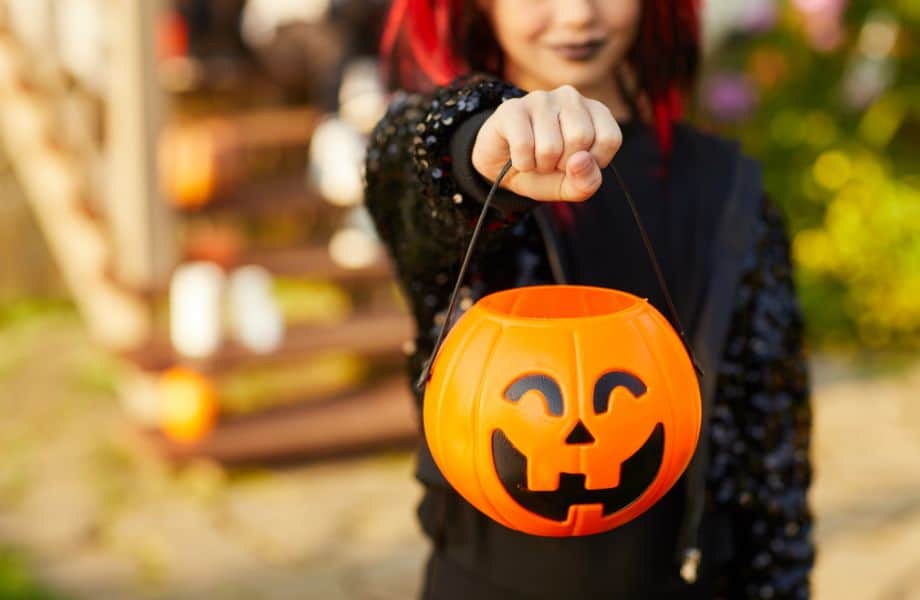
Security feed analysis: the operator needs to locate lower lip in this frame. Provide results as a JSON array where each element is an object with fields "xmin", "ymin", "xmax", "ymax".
[{"xmin": 551, "ymin": 42, "xmax": 605, "ymax": 62}]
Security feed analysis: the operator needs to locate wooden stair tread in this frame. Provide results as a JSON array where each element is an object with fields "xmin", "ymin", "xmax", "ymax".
[
  {"xmin": 178, "ymin": 176, "xmax": 323, "ymax": 216},
  {"xmin": 140, "ymin": 376, "xmax": 418, "ymax": 464},
  {"xmin": 122, "ymin": 310, "xmax": 414, "ymax": 373},
  {"xmin": 116, "ymin": 242, "xmax": 396, "ymax": 300}
]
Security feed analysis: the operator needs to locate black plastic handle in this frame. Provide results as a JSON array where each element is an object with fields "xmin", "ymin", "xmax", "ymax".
[{"xmin": 415, "ymin": 159, "xmax": 704, "ymax": 393}]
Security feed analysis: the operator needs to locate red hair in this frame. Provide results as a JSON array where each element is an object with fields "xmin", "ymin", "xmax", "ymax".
[{"xmin": 380, "ymin": 0, "xmax": 701, "ymax": 153}]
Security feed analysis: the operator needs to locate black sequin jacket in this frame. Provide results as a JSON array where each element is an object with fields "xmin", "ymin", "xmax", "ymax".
[{"xmin": 364, "ymin": 74, "xmax": 814, "ymax": 599}]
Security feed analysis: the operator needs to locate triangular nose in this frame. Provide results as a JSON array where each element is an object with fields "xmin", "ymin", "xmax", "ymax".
[{"xmin": 565, "ymin": 420, "xmax": 595, "ymax": 445}]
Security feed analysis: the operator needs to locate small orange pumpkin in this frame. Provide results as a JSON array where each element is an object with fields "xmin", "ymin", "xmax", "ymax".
[
  {"xmin": 423, "ymin": 285, "xmax": 701, "ymax": 537},
  {"xmin": 158, "ymin": 366, "xmax": 218, "ymax": 442}
]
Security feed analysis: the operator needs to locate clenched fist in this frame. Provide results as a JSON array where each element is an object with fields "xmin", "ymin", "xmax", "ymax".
[{"xmin": 471, "ymin": 85, "xmax": 622, "ymax": 202}]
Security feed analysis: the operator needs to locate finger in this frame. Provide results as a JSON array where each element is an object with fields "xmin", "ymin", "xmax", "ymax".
[
  {"xmin": 527, "ymin": 94, "xmax": 564, "ymax": 174},
  {"xmin": 558, "ymin": 150, "xmax": 602, "ymax": 202},
  {"xmin": 557, "ymin": 99, "xmax": 596, "ymax": 170},
  {"xmin": 584, "ymin": 100, "xmax": 623, "ymax": 168},
  {"xmin": 494, "ymin": 102, "xmax": 536, "ymax": 173}
]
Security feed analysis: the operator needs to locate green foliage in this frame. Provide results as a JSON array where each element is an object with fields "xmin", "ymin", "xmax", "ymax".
[
  {"xmin": 0, "ymin": 548, "xmax": 61, "ymax": 600},
  {"xmin": 699, "ymin": 1, "xmax": 920, "ymax": 349}
]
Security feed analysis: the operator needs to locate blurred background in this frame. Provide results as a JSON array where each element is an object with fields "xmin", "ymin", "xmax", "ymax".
[{"xmin": 0, "ymin": 0, "xmax": 916, "ymax": 598}]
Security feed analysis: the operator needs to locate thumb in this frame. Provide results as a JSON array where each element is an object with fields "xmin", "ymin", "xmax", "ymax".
[{"xmin": 558, "ymin": 151, "xmax": 602, "ymax": 202}]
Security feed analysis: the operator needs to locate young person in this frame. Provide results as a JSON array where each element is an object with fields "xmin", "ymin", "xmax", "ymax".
[{"xmin": 363, "ymin": 0, "xmax": 814, "ymax": 597}]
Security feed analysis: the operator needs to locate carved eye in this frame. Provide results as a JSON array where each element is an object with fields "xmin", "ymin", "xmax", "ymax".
[
  {"xmin": 593, "ymin": 371, "xmax": 647, "ymax": 414},
  {"xmin": 504, "ymin": 374, "xmax": 564, "ymax": 416}
]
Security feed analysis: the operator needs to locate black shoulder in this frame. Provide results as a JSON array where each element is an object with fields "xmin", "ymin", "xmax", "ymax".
[
  {"xmin": 671, "ymin": 123, "xmax": 756, "ymax": 193},
  {"xmin": 672, "ymin": 123, "xmax": 765, "ymax": 241},
  {"xmin": 673, "ymin": 123, "xmax": 744, "ymax": 162}
]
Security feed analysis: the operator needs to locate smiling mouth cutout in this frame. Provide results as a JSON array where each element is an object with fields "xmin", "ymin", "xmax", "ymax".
[{"xmin": 490, "ymin": 423, "xmax": 665, "ymax": 522}]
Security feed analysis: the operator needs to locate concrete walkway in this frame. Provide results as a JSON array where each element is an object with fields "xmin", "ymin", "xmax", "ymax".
[{"xmin": 1, "ymin": 313, "xmax": 919, "ymax": 599}]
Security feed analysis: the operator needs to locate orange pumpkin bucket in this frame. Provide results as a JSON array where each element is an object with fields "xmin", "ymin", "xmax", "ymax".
[{"xmin": 416, "ymin": 161, "xmax": 704, "ymax": 537}]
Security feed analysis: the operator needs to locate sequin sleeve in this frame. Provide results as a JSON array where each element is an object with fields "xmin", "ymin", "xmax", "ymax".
[
  {"xmin": 708, "ymin": 197, "xmax": 815, "ymax": 599},
  {"xmin": 363, "ymin": 73, "xmax": 530, "ymax": 346},
  {"xmin": 364, "ymin": 73, "xmax": 527, "ymax": 268}
]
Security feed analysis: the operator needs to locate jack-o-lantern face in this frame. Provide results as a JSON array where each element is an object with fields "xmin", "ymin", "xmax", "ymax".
[
  {"xmin": 423, "ymin": 285, "xmax": 700, "ymax": 537},
  {"xmin": 492, "ymin": 371, "xmax": 664, "ymax": 522}
]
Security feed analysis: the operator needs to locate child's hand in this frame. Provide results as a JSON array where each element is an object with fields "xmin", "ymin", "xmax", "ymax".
[{"xmin": 471, "ymin": 85, "xmax": 622, "ymax": 202}]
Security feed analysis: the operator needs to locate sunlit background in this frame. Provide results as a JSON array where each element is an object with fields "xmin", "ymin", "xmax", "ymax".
[{"xmin": 0, "ymin": 0, "xmax": 916, "ymax": 598}]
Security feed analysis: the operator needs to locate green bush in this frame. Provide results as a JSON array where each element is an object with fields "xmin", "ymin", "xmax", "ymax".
[{"xmin": 699, "ymin": 1, "xmax": 919, "ymax": 350}]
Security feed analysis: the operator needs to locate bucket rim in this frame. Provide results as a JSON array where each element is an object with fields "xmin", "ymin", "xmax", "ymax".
[{"xmin": 471, "ymin": 284, "xmax": 652, "ymax": 324}]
